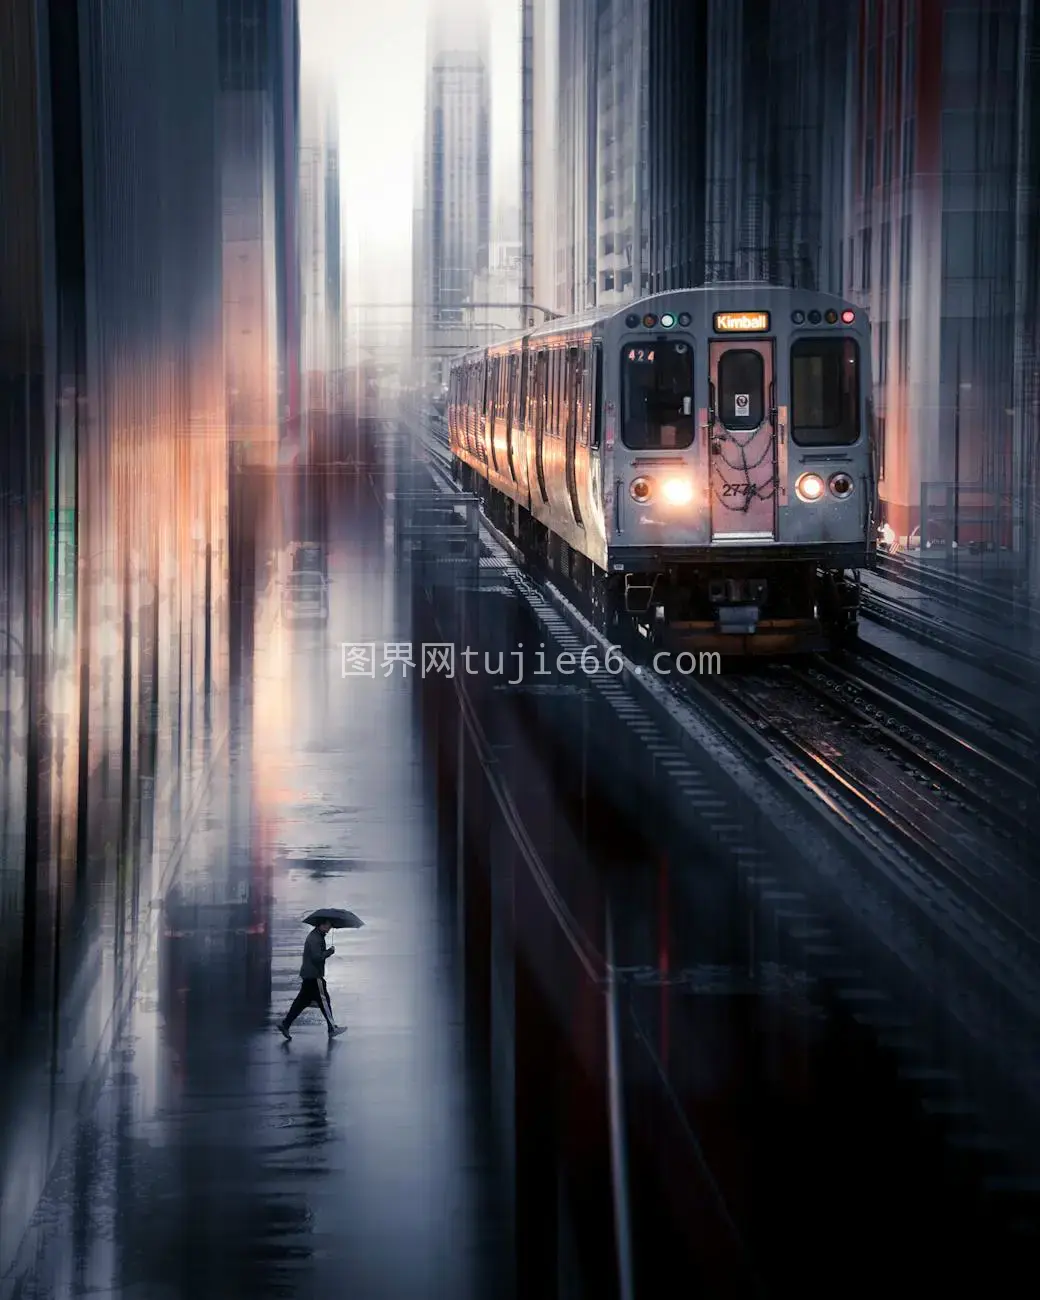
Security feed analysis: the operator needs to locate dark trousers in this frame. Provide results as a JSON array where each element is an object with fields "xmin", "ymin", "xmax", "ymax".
[{"xmin": 283, "ymin": 977, "xmax": 336, "ymax": 1029}]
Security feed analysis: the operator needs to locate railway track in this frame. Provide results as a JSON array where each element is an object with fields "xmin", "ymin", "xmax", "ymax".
[
  {"xmin": 700, "ymin": 663, "xmax": 1037, "ymax": 921},
  {"xmin": 872, "ymin": 551, "xmax": 1038, "ymax": 627},
  {"xmin": 418, "ymin": 409, "xmax": 1039, "ymax": 956},
  {"xmin": 791, "ymin": 658, "xmax": 1035, "ymax": 829},
  {"xmin": 408, "ymin": 407, "xmax": 1040, "ymax": 1179},
  {"xmin": 861, "ymin": 584, "xmax": 1039, "ymax": 694},
  {"xmin": 670, "ymin": 662, "xmax": 1040, "ymax": 1056}
]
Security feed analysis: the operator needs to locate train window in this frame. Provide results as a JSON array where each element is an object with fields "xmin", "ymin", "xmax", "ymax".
[
  {"xmin": 557, "ymin": 352, "xmax": 566, "ymax": 439},
  {"xmin": 576, "ymin": 348, "xmax": 585, "ymax": 444},
  {"xmin": 790, "ymin": 337, "xmax": 860, "ymax": 445},
  {"xmin": 513, "ymin": 352, "xmax": 523, "ymax": 428},
  {"xmin": 565, "ymin": 348, "xmax": 580, "ymax": 441},
  {"xmin": 551, "ymin": 350, "xmax": 560, "ymax": 436},
  {"xmin": 620, "ymin": 341, "xmax": 694, "ymax": 450},
  {"xmin": 591, "ymin": 344, "xmax": 602, "ymax": 448},
  {"xmin": 717, "ymin": 349, "xmax": 764, "ymax": 430},
  {"xmin": 534, "ymin": 351, "xmax": 547, "ymax": 435}
]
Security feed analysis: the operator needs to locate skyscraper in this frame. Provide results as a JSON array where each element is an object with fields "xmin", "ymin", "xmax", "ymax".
[
  {"xmin": 298, "ymin": 74, "xmax": 344, "ymax": 412},
  {"xmin": 415, "ymin": 0, "xmax": 491, "ymax": 385},
  {"xmin": 527, "ymin": 0, "xmax": 1040, "ymax": 585},
  {"xmin": 219, "ymin": 0, "xmax": 291, "ymax": 467},
  {"xmin": 271, "ymin": 0, "xmax": 303, "ymax": 439}
]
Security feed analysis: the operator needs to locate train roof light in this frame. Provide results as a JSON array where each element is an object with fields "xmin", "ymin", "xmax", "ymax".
[
  {"xmin": 625, "ymin": 313, "xmax": 640, "ymax": 328},
  {"xmin": 807, "ymin": 309, "xmax": 822, "ymax": 324},
  {"xmin": 678, "ymin": 312, "xmax": 692, "ymax": 326},
  {"xmin": 791, "ymin": 310, "xmax": 805, "ymax": 324},
  {"xmin": 642, "ymin": 313, "xmax": 658, "ymax": 327},
  {"xmin": 825, "ymin": 309, "xmax": 838, "ymax": 323},
  {"xmin": 841, "ymin": 309, "xmax": 856, "ymax": 323},
  {"xmin": 660, "ymin": 312, "xmax": 676, "ymax": 328}
]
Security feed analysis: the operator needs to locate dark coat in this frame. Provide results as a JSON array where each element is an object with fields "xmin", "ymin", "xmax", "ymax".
[{"xmin": 300, "ymin": 928, "xmax": 331, "ymax": 980}]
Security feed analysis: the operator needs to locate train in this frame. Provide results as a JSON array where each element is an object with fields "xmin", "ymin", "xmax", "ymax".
[{"xmin": 447, "ymin": 285, "xmax": 878, "ymax": 653}]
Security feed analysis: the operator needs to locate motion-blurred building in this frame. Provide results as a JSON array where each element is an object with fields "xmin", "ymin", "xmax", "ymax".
[
  {"xmin": 219, "ymin": 0, "xmax": 302, "ymax": 468},
  {"xmin": 847, "ymin": 0, "xmax": 1027, "ymax": 550},
  {"xmin": 413, "ymin": 0, "xmax": 491, "ymax": 387},
  {"xmin": 298, "ymin": 73, "xmax": 345, "ymax": 415},
  {"xmin": 0, "ymin": 0, "xmax": 244, "ymax": 1273},
  {"xmin": 526, "ymin": 0, "xmax": 1040, "ymax": 581}
]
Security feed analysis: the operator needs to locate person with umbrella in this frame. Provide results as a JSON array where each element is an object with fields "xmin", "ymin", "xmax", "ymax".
[{"xmin": 276, "ymin": 909, "xmax": 362, "ymax": 1041}]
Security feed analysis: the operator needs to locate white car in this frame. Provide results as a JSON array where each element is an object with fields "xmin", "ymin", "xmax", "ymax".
[{"xmin": 282, "ymin": 571, "xmax": 329, "ymax": 624}]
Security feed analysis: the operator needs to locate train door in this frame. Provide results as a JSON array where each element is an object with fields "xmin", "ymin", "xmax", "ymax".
[
  {"xmin": 588, "ymin": 342, "xmax": 602, "ymax": 510},
  {"xmin": 534, "ymin": 350, "xmax": 549, "ymax": 503},
  {"xmin": 479, "ymin": 358, "xmax": 490, "ymax": 465},
  {"xmin": 708, "ymin": 339, "xmax": 777, "ymax": 540},
  {"xmin": 488, "ymin": 356, "xmax": 500, "ymax": 473},
  {"xmin": 564, "ymin": 346, "xmax": 583, "ymax": 526}
]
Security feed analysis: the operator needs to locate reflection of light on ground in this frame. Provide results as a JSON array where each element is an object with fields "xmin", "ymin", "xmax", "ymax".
[{"xmin": 251, "ymin": 591, "xmax": 292, "ymax": 813}]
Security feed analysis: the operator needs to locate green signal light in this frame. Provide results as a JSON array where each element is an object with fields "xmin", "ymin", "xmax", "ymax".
[{"xmin": 660, "ymin": 313, "xmax": 676, "ymax": 328}]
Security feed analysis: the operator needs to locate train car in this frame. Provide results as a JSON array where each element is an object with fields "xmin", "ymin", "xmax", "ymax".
[{"xmin": 448, "ymin": 285, "xmax": 877, "ymax": 653}]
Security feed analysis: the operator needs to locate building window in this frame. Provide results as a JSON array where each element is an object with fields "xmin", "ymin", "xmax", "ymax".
[
  {"xmin": 898, "ymin": 317, "xmax": 910, "ymax": 380},
  {"xmin": 879, "ymin": 220, "xmax": 891, "ymax": 288},
  {"xmin": 861, "ymin": 228, "xmax": 872, "ymax": 292},
  {"xmin": 901, "ymin": 117, "xmax": 916, "ymax": 179},
  {"xmin": 864, "ymin": 137, "xmax": 875, "ymax": 195},
  {"xmin": 942, "ymin": 211, "xmax": 975, "ymax": 279},
  {"xmin": 876, "ymin": 413, "xmax": 886, "ymax": 481},
  {"xmin": 899, "ymin": 213, "xmax": 912, "ymax": 282},
  {"xmin": 876, "ymin": 320, "xmax": 889, "ymax": 386},
  {"xmin": 903, "ymin": 18, "xmax": 917, "ymax": 95}
]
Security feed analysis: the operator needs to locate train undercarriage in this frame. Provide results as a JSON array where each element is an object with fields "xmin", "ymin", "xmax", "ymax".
[{"xmin": 456, "ymin": 458, "xmax": 862, "ymax": 655}]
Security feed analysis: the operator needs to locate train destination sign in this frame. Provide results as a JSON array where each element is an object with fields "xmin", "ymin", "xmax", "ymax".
[{"xmin": 713, "ymin": 311, "xmax": 770, "ymax": 332}]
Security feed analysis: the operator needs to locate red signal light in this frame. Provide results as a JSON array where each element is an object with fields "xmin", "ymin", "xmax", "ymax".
[{"xmin": 841, "ymin": 310, "xmax": 855, "ymax": 324}]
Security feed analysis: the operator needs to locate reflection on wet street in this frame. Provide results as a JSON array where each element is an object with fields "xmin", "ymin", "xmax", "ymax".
[
  {"xmin": 3, "ymin": 475, "xmax": 504, "ymax": 1300},
  {"xmin": 3, "ymin": 450, "xmax": 1036, "ymax": 1300}
]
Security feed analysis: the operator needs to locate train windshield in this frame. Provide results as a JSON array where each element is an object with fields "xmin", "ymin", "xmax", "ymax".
[
  {"xmin": 620, "ymin": 341, "xmax": 694, "ymax": 449},
  {"xmin": 790, "ymin": 337, "xmax": 860, "ymax": 445}
]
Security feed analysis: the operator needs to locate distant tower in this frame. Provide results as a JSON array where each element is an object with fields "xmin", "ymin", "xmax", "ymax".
[
  {"xmin": 415, "ymin": 0, "xmax": 491, "ymax": 386},
  {"xmin": 298, "ymin": 74, "xmax": 343, "ymax": 412}
]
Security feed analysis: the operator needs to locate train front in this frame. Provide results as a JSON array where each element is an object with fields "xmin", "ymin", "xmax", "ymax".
[{"xmin": 602, "ymin": 286, "xmax": 875, "ymax": 653}]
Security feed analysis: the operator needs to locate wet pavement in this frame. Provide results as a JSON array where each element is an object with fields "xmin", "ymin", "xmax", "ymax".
[
  {"xmin": 5, "ymin": 443, "xmax": 1040, "ymax": 1298},
  {"xmin": 1, "ymin": 474, "xmax": 506, "ymax": 1300}
]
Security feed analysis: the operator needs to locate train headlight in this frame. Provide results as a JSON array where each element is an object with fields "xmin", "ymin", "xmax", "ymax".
[
  {"xmin": 829, "ymin": 472, "xmax": 855, "ymax": 499},
  {"xmin": 661, "ymin": 477, "xmax": 694, "ymax": 506},
  {"xmin": 795, "ymin": 472, "xmax": 825, "ymax": 502},
  {"xmin": 630, "ymin": 477, "xmax": 653, "ymax": 503}
]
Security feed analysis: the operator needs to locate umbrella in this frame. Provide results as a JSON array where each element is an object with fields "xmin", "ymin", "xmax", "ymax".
[{"xmin": 302, "ymin": 908, "xmax": 364, "ymax": 929}]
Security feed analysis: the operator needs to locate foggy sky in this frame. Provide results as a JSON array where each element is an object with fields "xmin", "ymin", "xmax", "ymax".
[{"xmin": 300, "ymin": 0, "xmax": 520, "ymax": 307}]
